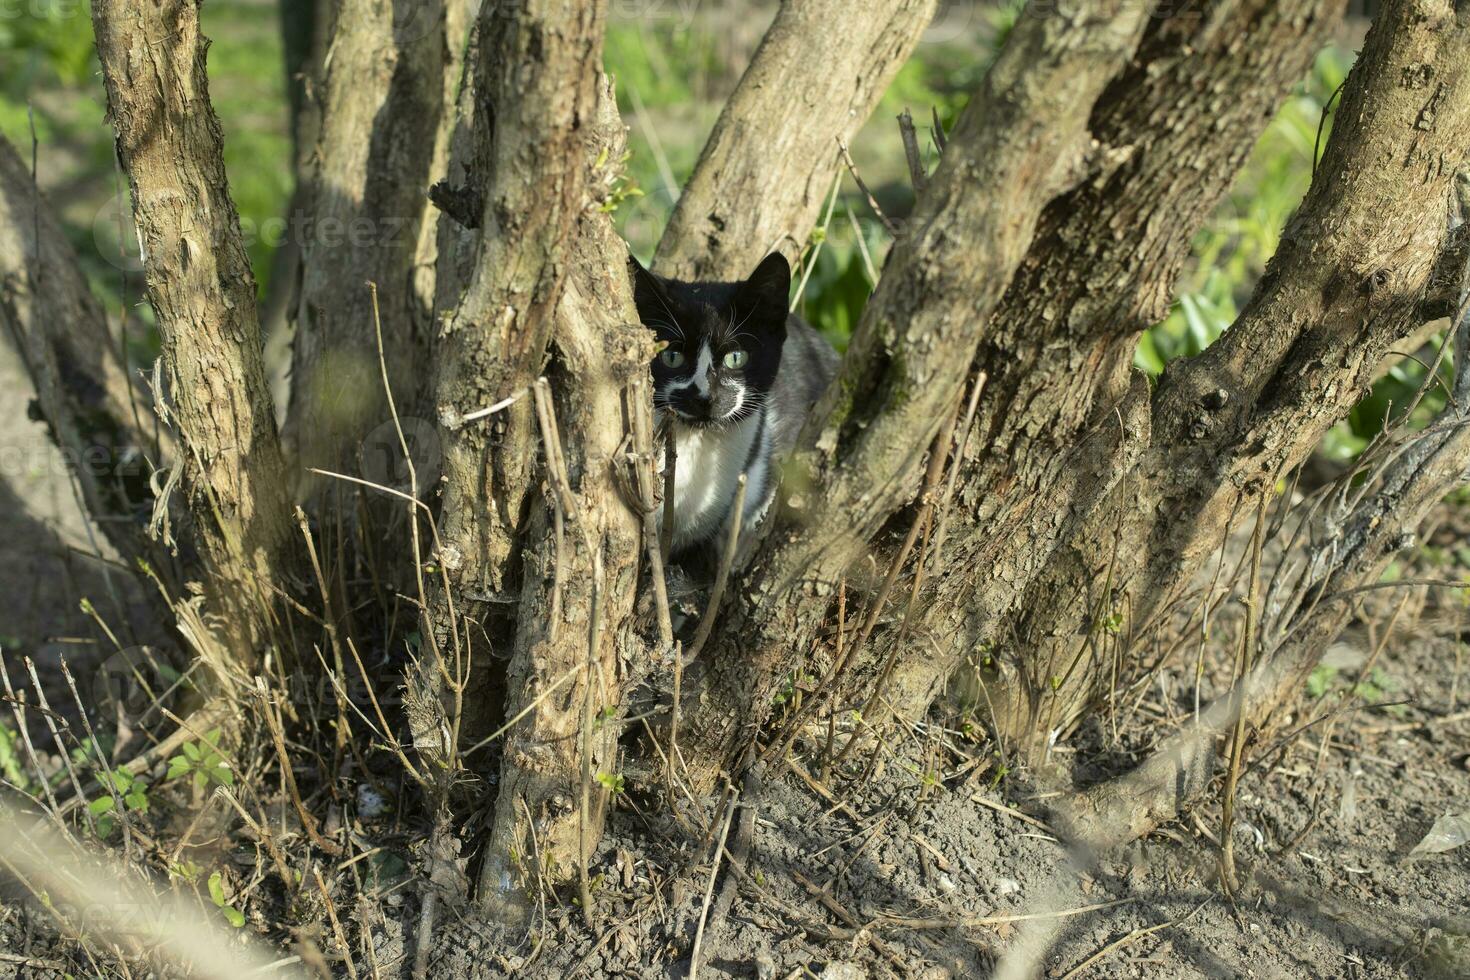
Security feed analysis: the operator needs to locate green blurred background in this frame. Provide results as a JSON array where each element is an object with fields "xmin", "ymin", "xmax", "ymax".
[{"xmin": 0, "ymin": 1, "xmax": 1449, "ymax": 458}]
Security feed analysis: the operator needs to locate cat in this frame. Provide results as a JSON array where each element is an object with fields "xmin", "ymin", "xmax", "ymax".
[{"xmin": 629, "ymin": 250, "xmax": 839, "ymax": 557}]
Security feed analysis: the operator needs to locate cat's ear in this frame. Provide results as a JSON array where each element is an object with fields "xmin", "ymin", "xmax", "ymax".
[
  {"xmin": 739, "ymin": 252, "xmax": 791, "ymax": 326},
  {"xmin": 627, "ymin": 251, "xmax": 668, "ymax": 321}
]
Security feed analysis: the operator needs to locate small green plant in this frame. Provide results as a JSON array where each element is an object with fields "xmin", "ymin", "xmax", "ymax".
[
  {"xmin": 89, "ymin": 768, "xmax": 150, "ymax": 838},
  {"xmin": 166, "ymin": 729, "xmax": 233, "ymax": 792},
  {"xmin": 595, "ymin": 771, "xmax": 626, "ymax": 795},
  {"xmin": 207, "ymin": 871, "xmax": 246, "ymax": 928},
  {"xmin": 169, "ymin": 859, "xmax": 204, "ymax": 883},
  {"xmin": 771, "ymin": 669, "xmax": 811, "ymax": 707},
  {"xmin": 1306, "ymin": 664, "xmax": 1339, "ymax": 699},
  {"xmin": 0, "ymin": 722, "xmax": 29, "ymax": 791}
]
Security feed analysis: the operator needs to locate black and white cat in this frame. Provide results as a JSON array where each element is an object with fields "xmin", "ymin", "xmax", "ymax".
[{"xmin": 629, "ymin": 251, "xmax": 839, "ymax": 555}]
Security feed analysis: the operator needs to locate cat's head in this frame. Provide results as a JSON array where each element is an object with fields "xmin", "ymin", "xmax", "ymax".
[{"xmin": 628, "ymin": 251, "xmax": 790, "ymax": 428}]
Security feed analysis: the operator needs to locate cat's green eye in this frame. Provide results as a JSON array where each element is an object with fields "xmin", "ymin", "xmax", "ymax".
[
  {"xmin": 723, "ymin": 349, "xmax": 748, "ymax": 370},
  {"xmin": 660, "ymin": 349, "xmax": 686, "ymax": 369}
]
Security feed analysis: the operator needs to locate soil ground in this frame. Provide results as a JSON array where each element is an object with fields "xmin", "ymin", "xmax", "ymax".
[{"xmin": 403, "ymin": 611, "xmax": 1469, "ymax": 980}]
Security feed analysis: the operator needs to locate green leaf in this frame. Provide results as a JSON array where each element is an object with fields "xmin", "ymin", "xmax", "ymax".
[
  {"xmin": 207, "ymin": 871, "xmax": 227, "ymax": 907},
  {"xmin": 182, "ymin": 741, "xmax": 201, "ymax": 762},
  {"xmin": 89, "ymin": 796, "xmax": 116, "ymax": 816},
  {"xmin": 221, "ymin": 906, "xmax": 246, "ymax": 928},
  {"xmin": 1306, "ymin": 665, "xmax": 1338, "ymax": 699}
]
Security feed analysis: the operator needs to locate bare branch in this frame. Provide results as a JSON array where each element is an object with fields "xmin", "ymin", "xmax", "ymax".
[{"xmin": 655, "ymin": 0, "xmax": 937, "ymax": 280}]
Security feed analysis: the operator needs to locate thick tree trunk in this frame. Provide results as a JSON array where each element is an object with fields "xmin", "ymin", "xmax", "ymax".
[
  {"xmin": 91, "ymin": 0, "xmax": 293, "ymax": 670},
  {"xmin": 479, "ymin": 86, "xmax": 650, "ymax": 910},
  {"xmin": 998, "ymin": 0, "xmax": 1470, "ymax": 746},
  {"xmin": 676, "ymin": 0, "xmax": 1153, "ymax": 792},
  {"xmin": 654, "ymin": 0, "xmax": 937, "ymax": 280},
  {"xmin": 282, "ymin": 0, "xmax": 455, "ymax": 500},
  {"xmin": 0, "ymin": 136, "xmax": 161, "ymax": 572},
  {"xmin": 879, "ymin": 0, "xmax": 1347, "ymax": 739},
  {"xmin": 418, "ymin": 1, "xmax": 649, "ymax": 915}
]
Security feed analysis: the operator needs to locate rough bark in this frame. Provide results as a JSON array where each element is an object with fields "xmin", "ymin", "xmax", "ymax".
[
  {"xmin": 91, "ymin": 0, "xmax": 293, "ymax": 668},
  {"xmin": 426, "ymin": 0, "xmax": 610, "ymax": 622},
  {"xmin": 419, "ymin": 1, "xmax": 635, "ymax": 907},
  {"xmin": 653, "ymin": 0, "xmax": 937, "ymax": 281},
  {"xmin": 878, "ymin": 0, "xmax": 1345, "ymax": 735},
  {"xmin": 1001, "ymin": 0, "xmax": 1470, "ymax": 744},
  {"xmin": 676, "ymin": 0, "xmax": 1152, "ymax": 791},
  {"xmin": 282, "ymin": 0, "xmax": 454, "ymax": 499},
  {"xmin": 0, "ymin": 135, "xmax": 160, "ymax": 571},
  {"xmin": 1059, "ymin": 293, "xmax": 1470, "ymax": 850},
  {"xmin": 479, "ymin": 86, "xmax": 650, "ymax": 908}
]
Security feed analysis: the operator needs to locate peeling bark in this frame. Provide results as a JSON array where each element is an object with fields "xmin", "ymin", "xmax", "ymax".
[
  {"xmin": 91, "ymin": 0, "xmax": 293, "ymax": 667},
  {"xmin": 654, "ymin": 0, "xmax": 937, "ymax": 280}
]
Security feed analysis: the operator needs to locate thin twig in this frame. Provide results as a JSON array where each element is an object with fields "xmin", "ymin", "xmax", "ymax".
[
  {"xmin": 578, "ymin": 545, "xmax": 605, "ymax": 929},
  {"xmin": 1057, "ymin": 899, "xmax": 1210, "ymax": 980},
  {"xmin": 837, "ymin": 138, "xmax": 899, "ymax": 236},
  {"xmin": 688, "ymin": 787, "xmax": 738, "ymax": 980}
]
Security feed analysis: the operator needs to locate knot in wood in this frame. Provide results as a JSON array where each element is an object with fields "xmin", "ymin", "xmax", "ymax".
[
  {"xmin": 1202, "ymin": 388, "xmax": 1229, "ymax": 411},
  {"xmin": 1362, "ymin": 268, "xmax": 1392, "ymax": 294}
]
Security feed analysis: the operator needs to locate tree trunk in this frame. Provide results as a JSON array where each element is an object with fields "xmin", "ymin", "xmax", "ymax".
[
  {"xmin": 91, "ymin": 0, "xmax": 293, "ymax": 671},
  {"xmin": 478, "ymin": 84, "xmax": 651, "ymax": 910},
  {"xmin": 282, "ymin": 0, "xmax": 456, "ymax": 501},
  {"xmin": 998, "ymin": 0, "xmax": 1470, "ymax": 747},
  {"xmin": 654, "ymin": 0, "xmax": 937, "ymax": 280},
  {"xmin": 424, "ymin": 0, "xmax": 609, "ymax": 630},
  {"xmin": 0, "ymin": 136, "xmax": 161, "ymax": 573},
  {"xmin": 879, "ymin": 0, "xmax": 1347, "ymax": 741},
  {"xmin": 676, "ymin": 0, "xmax": 1153, "ymax": 792}
]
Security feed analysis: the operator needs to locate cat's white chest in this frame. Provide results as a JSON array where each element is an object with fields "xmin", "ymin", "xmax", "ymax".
[{"xmin": 659, "ymin": 413, "xmax": 768, "ymax": 551}]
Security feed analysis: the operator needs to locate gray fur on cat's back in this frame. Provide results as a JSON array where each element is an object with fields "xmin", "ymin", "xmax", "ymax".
[{"xmin": 769, "ymin": 314, "xmax": 840, "ymax": 456}]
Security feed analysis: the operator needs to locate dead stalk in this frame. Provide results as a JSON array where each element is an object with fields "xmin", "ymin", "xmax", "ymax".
[
  {"xmin": 837, "ymin": 138, "xmax": 899, "ymax": 236},
  {"xmin": 578, "ymin": 545, "xmax": 605, "ymax": 929},
  {"xmin": 1219, "ymin": 493, "xmax": 1269, "ymax": 895},
  {"xmin": 688, "ymin": 786, "xmax": 738, "ymax": 980}
]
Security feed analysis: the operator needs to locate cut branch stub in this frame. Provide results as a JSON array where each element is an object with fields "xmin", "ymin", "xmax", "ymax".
[{"xmin": 91, "ymin": 0, "xmax": 292, "ymax": 669}]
